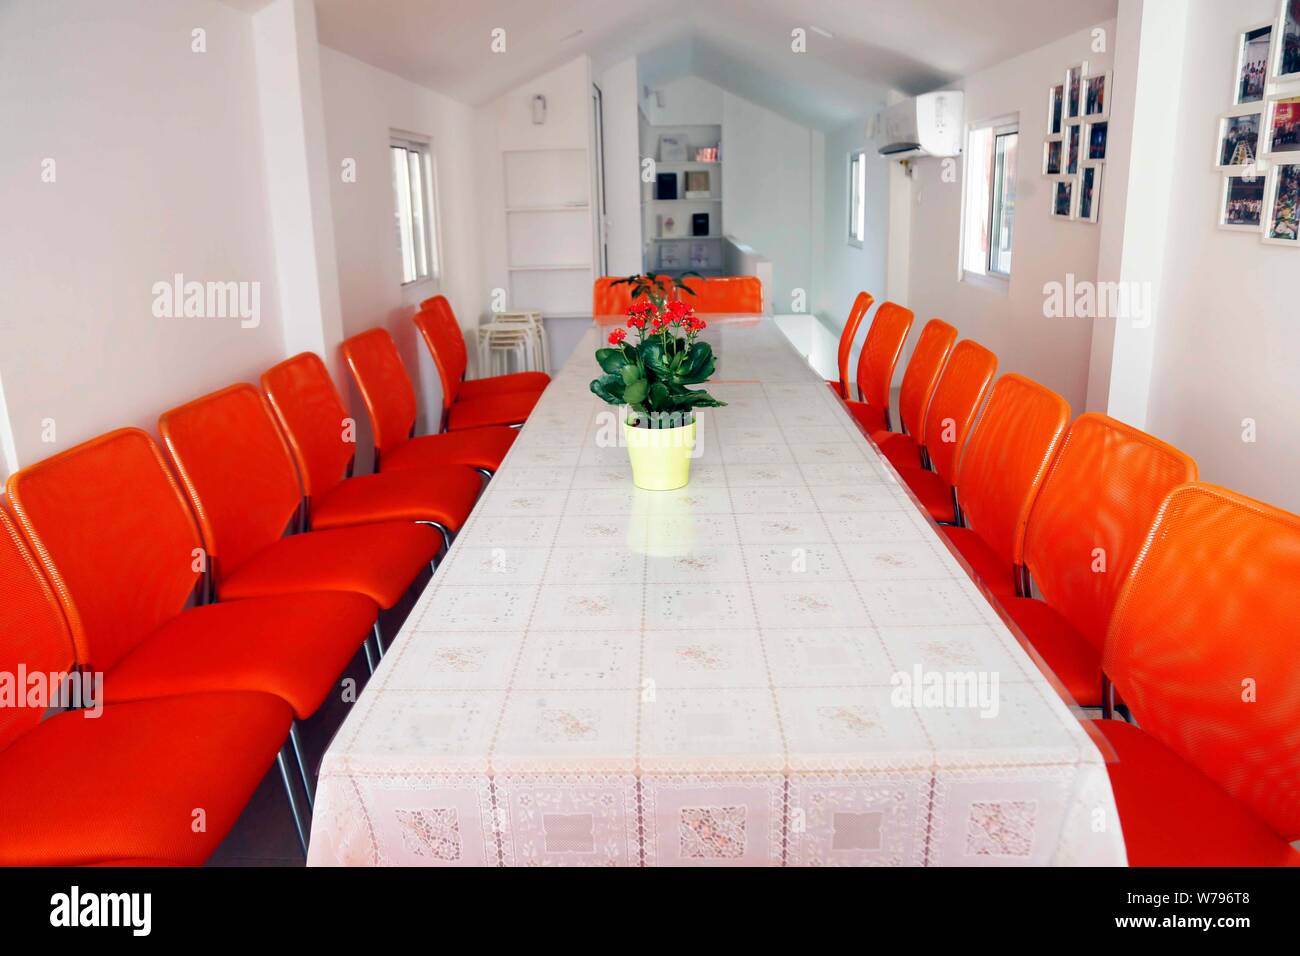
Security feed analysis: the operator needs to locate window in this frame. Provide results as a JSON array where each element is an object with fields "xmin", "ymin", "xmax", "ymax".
[
  {"xmin": 961, "ymin": 118, "xmax": 1018, "ymax": 283},
  {"xmin": 848, "ymin": 149, "xmax": 867, "ymax": 246},
  {"xmin": 390, "ymin": 136, "xmax": 439, "ymax": 285}
]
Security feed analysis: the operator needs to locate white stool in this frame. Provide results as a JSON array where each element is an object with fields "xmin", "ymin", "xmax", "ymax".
[{"xmin": 477, "ymin": 310, "xmax": 547, "ymax": 376}]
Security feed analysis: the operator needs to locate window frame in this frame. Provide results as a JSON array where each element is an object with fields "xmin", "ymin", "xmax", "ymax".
[
  {"xmin": 847, "ymin": 149, "xmax": 867, "ymax": 248},
  {"xmin": 958, "ymin": 114, "xmax": 1019, "ymax": 292},
  {"xmin": 390, "ymin": 134, "xmax": 441, "ymax": 287}
]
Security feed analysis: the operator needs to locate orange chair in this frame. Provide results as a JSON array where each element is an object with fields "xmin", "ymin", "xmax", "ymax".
[
  {"xmin": 417, "ymin": 294, "xmax": 549, "ymax": 401},
  {"xmin": 826, "ymin": 292, "xmax": 874, "ymax": 400},
  {"xmin": 159, "ymin": 384, "xmax": 440, "ymax": 610},
  {"xmin": 842, "ymin": 302, "xmax": 915, "ymax": 429},
  {"xmin": 1094, "ymin": 483, "xmax": 1300, "ymax": 866},
  {"xmin": 0, "ymin": 508, "xmax": 292, "ymax": 865},
  {"xmin": 340, "ymin": 328, "xmax": 518, "ymax": 474},
  {"xmin": 851, "ymin": 318, "xmax": 956, "ymax": 438},
  {"xmin": 1002, "ymin": 415, "xmax": 1197, "ymax": 708},
  {"xmin": 680, "ymin": 276, "xmax": 763, "ymax": 314},
  {"xmin": 878, "ymin": 339, "xmax": 997, "ymax": 475},
  {"xmin": 593, "ymin": 275, "xmax": 671, "ymax": 315},
  {"xmin": 4, "ymin": 432, "xmax": 378, "ymax": 854},
  {"xmin": 262, "ymin": 352, "xmax": 482, "ymax": 549},
  {"xmin": 925, "ymin": 375, "xmax": 1070, "ymax": 597}
]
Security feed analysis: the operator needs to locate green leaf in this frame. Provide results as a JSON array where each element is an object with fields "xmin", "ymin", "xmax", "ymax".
[
  {"xmin": 648, "ymin": 381, "xmax": 670, "ymax": 410},
  {"xmin": 595, "ymin": 347, "xmax": 630, "ymax": 374},
  {"xmin": 589, "ymin": 373, "xmax": 626, "ymax": 405},
  {"xmin": 676, "ymin": 342, "xmax": 716, "ymax": 384},
  {"xmin": 620, "ymin": 364, "xmax": 642, "ymax": 386},
  {"xmin": 623, "ymin": 378, "xmax": 648, "ymax": 405}
]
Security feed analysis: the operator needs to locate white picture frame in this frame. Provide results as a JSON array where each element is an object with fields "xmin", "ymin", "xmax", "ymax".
[
  {"xmin": 1216, "ymin": 107, "xmax": 1265, "ymax": 169},
  {"xmin": 1065, "ymin": 61, "xmax": 1089, "ymax": 120},
  {"xmin": 1264, "ymin": 91, "xmax": 1300, "ymax": 158},
  {"xmin": 1082, "ymin": 71, "xmax": 1111, "ymax": 121},
  {"xmin": 1043, "ymin": 136, "xmax": 1064, "ymax": 176},
  {"xmin": 658, "ymin": 134, "xmax": 688, "ymax": 163},
  {"xmin": 1217, "ymin": 173, "xmax": 1268, "ymax": 232},
  {"xmin": 1084, "ymin": 120, "xmax": 1109, "ymax": 162},
  {"xmin": 1235, "ymin": 21, "xmax": 1275, "ymax": 105},
  {"xmin": 1077, "ymin": 162, "xmax": 1103, "ymax": 223},
  {"xmin": 1064, "ymin": 120, "xmax": 1083, "ymax": 175},
  {"xmin": 1049, "ymin": 176, "xmax": 1077, "ymax": 219},
  {"xmin": 1262, "ymin": 161, "xmax": 1300, "ymax": 244},
  {"xmin": 1047, "ymin": 83, "xmax": 1066, "ymax": 135},
  {"xmin": 1273, "ymin": 0, "xmax": 1300, "ymax": 84}
]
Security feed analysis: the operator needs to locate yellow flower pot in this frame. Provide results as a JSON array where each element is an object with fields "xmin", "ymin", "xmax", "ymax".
[{"xmin": 624, "ymin": 419, "xmax": 696, "ymax": 491}]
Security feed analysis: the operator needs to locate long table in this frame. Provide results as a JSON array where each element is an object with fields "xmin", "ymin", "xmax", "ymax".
[{"xmin": 307, "ymin": 315, "xmax": 1127, "ymax": 867}]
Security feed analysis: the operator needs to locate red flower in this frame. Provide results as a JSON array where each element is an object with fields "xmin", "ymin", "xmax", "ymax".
[
  {"xmin": 666, "ymin": 300, "xmax": 692, "ymax": 324},
  {"xmin": 608, "ymin": 328, "xmax": 627, "ymax": 345},
  {"xmin": 626, "ymin": 315, "xmax": 646, "ymax": 330}
]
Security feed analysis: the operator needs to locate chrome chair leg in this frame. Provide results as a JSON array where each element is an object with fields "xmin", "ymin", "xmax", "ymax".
[
  {"xmin": 363, "ymin": 631, "xmax": 379, "ymax": 673},
  {"xmin": 289, "ymin": 720, "xmax": 315, "ymax": 809},
  {"xmin": 474, "ymin": 467, "xmax": 493, "ymax": 480},
  {"xmin": 276, "ymin": 746, "xmax": 310, "ymax": 858}
]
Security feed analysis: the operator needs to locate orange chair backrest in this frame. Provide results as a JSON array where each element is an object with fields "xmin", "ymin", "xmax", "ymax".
[
  {"xmin": 834, "ymin": 292, "xmax": 874, "ymax": 400},
  {"xmin": 413, "ymin": 295, "xmax": 469, "ymax": 410},
  {"xmin": 683, "ymin": 276, "xmax": 763, "ymax": 314},
  {"xmin": 340, "ymin": 328, "xmax": 418, "ymax": 463},
  {"xmin": 593, "ymin": 276, "xmax": 672, "ymax": 316},
  {"xmin": 854, "ymin": 301, "xmax": 915, "ymax": 409},
  {"xmin": 1105, "ymin": 483, "xmax": 1300, "ymax": 841},
  {"xmin": 261, "ymin": 352, "xmax": 354, "ymax": 502},
  {"xmin": 6, "ymin": 429, "xmax": 205, "ymax": 672},
  {"xmin": 159, "ymin": 384, "xmax": 302, "ymax": 585},
  {"xmin": 0, "ymin": 509, "xmax": 77, "ymax": 750},
  {"xmin": 920, "ymin": 340, "xmax": 998, "ymax": 486},
  {"xmin": 954, "ymin": 374, "xmax": 1070, "ymax": 569},
  {"xmin": 896, "ymin": 319, "xmax": 957, "ymax": 437},
  {"xmin": 1024, "ymin": 414, "xmax": 1197, "ymax": 654}
]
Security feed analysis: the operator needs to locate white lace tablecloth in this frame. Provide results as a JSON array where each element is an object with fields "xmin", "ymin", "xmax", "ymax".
[{"xmin": 307, "ymin": 315, "xmax": 1127, "ymax": 867}]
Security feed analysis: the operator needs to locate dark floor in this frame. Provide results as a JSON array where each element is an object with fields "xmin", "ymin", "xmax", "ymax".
[{"xmin": 207, "ymin": 567, "xmax": 430, "ymax": 867}]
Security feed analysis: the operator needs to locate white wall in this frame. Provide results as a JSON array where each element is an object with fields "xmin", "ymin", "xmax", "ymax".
[
  {"xmin": 318, "ymin": 46, "xmax": 483, "ymax": 438},
  {"xmin": 0, "ymin": 0, "xmax": 286, "ymax": 478},
  {"xmin": 817, "ymin": 118, "xmax": 892, "ymax": 336},
  {"xmin": 1139, "ymin": 0, "xmax": 1300, "ymax": 510},
  {"xmin": 598, "ymin": 58, "xmax": 643, "ymax": 276},
  {"xmin": 901, "ymin": 21, "xmax": 1117, "ymax": 412}
]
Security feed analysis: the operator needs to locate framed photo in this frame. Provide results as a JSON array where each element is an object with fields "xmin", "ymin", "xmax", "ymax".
[
  {"xmin": 1265, "ymin": 93, "xmax": 1300, "ymax": 156},
  {"xmin": 1218, "ymin": 173, "xmax": 1267, "ymax": 231},
  {"xmin": 658, "ymin": 134, "xmax": 688, "ymax": 163},
  {"xmin": 1047, "ymin": 84, "xmax": 1065, "ymax": 135},
  {"xmin": 1236, "ymin": 23, "xmax": 1274, "ymax": 104},
  {"xmin": 1216, "ymin": 109, "xmax": 1263, "ymax": 168},
  {"xmin": 658, "ymin": 213, "xmax": 684, "ymax": 238},
  {"xmin": 1077, "ymin": 163, "xmax": 1103, "ymax": 223},
  {"xmin": 1082, "ymin": 71, "xmax": 1111, "ymax": 120},
  {"xmin": 1274, "ymin": 0, "xmax": 1300, "ymax": 82},
  {"xmin": 1263, "ymin": 161, "xmax": 1300, "ymax": 244},
  {"xmin": 1065, "ymin": 62, "xmax": 1089, "ymax": 120},
  {"xmin": 684, "ymin": 169, "xmax": 711, "ymax": 198},
  {"xmin": 1065, "ymin": 122, "xmax": 1082, "ymax": 175},
  {"xmin": 1043, "ymin": 137, "xmax": 1064, "ymax": 176},
  {"xmin": 1086, "ymin": 120, "xmax": 1109, "ymax": 161},
  {"xmin": 1050, "ymin": 177, "xmax": 1076, "ymax": 219}
]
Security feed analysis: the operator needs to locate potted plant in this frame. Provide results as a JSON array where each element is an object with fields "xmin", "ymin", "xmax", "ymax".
[{"xmin": 589, "ymin": 275, "xmax": 726, "ymax": 490}]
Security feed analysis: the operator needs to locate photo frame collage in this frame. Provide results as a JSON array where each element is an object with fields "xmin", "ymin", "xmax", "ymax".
[
  {"xmin": 1043, "ymin": 60, "xmax": 1108, "ymax": 223},
  {"xmin": 1215, "ymin": 1, "xmax": 1300, "ymax": 245}
]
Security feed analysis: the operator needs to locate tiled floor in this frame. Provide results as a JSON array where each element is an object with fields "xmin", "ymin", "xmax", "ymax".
[{"xmin": 207, "ymin": 570, "xmax": 429, "ymax": 867}]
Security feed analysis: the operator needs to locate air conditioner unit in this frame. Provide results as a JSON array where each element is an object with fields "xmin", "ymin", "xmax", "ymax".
[{"xmin": 874, "ymin": 91, "xmax": 964, "ymax": 159}]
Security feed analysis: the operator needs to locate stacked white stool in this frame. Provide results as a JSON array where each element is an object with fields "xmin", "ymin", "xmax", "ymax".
[{"xmin": 477, "ymin": 310, "xmax": 548, "ymax": 376}]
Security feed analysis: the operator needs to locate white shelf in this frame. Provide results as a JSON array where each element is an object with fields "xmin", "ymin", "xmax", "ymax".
[
  {"xmin": 508, "ymin": 264, "xmax": 592, "ymax": 272},
  {"xmin": 649, "ymin": 235, "xmax": 722, "ymax": 242},
  {"xmin": 654, "ymin": 161, "xmax": 722, "ymax": 169},
  {"xmin": 506, "ymin": 204, "xmax": 589, "ymax": 213},
  {"xmin": 644, "ymin": 198, "xmax": 722, "ymax": 204}
]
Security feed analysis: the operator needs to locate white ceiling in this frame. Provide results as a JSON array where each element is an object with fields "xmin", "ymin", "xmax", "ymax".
[{"xmin": 248, "ymin": 0, "xmax": 1119, "ymax": 129}]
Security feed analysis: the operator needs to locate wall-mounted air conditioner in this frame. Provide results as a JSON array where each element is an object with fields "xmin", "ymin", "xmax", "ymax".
[{"xmin": 874, "ymin": 91, "xmax": 964, "ymax": 159}]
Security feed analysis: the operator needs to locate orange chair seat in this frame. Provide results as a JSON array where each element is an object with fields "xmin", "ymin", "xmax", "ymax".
[
  {"xmin": 0, "ymin": 691, "xmax": 291, "ymax": 866},
  {"xmin": 102, "ymin": 592, "xmax": 376, "ymax": 718},
  {"xmin": 847, "ymin": 402, "xmax": 887, "ymax": 434},
  {"xmin": 1091, "ymin": 719, "xmax": 1300, "ymax": 867},
  {"xmin": 446, "ymin": 391, "xmax": 540, "ymax": 431},
  {"xmin": 383, "ymin": 428, "xmax": 517, "ymax": 474},
  {"xmin": 894, "ymin": 466, "xmax": 956, "ymax": 524},
  {"xmin": 941, "ymin": 526, "xmax": 1017, "ymax": 597},
  {"xmin": 457, "ymin": 371, "xmax": 549, "ymax": 401},
  {"xmin": 1004, "ymin": 597, "xmax": 1102, "ymax": 706},
  {"xmin": 311, "ymin": 465, "xmax": 482, "ymax": 533},
  {"xmin": 219, "ymin": 522, "xmax": 440, "ymax": 608},
  {"xmin": 877, "ymin": 433, "xmax": 921, "ymax": 470}
]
